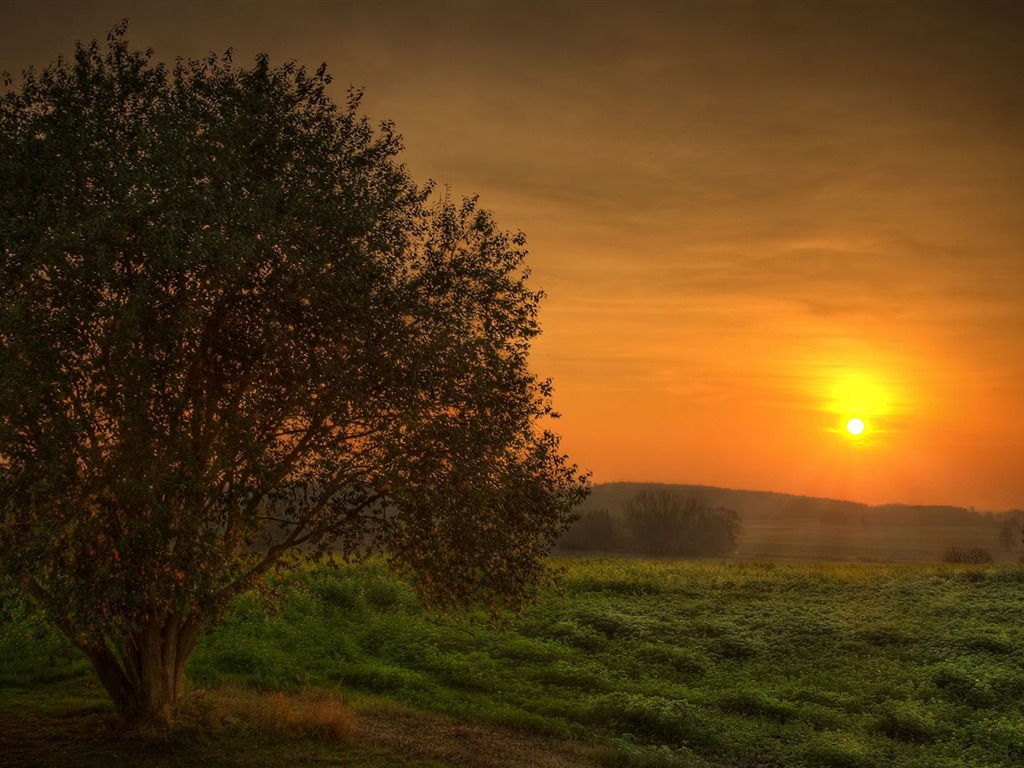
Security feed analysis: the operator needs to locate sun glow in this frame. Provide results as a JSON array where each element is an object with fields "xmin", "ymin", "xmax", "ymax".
[
  {"xmin": 818, "ymin": 368, "xmax": 902, "ymax": 443},
  {"xmin": 827, "ymin": 371, "xmax": 892, "ymax": 417}
]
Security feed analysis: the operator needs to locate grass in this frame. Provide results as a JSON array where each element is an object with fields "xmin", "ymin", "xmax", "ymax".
[
  {"xmin": 0, "ymin": 677, "xmax": 451, "ymax": 767},
  {"xmin": 4, "ymin": 558, "xmax": 1024, "ymax": 766}
]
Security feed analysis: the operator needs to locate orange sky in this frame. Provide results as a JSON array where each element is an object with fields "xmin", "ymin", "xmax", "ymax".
[{"xmin": 4, "ymin": 0, "xmax": 1023, "ymax": 510}]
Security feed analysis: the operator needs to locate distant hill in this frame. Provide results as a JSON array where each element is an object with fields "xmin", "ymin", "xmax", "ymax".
[
  {"xmin": 577, "ymin": 482, "xmax": 1005, "ymax": 526},
  {"xmin": 562, "ymin": 482, "xmax": 1023, "ymax": 564}
]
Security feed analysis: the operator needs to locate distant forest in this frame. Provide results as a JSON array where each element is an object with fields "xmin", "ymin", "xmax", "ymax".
[
  {"xmin": 557, "ymin": 482, "xmax": 1024, "ymax": 561},
  {"xmin": 558, "ymin": 487, "xmax": 743, "ymax": 557}
]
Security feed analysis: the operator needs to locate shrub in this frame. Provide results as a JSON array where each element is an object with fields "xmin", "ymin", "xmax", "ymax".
[
  {"xmin": 942, "ymin": 547, "xmax": 994, "ymax": 564},
  {"xmin": 312, "ymin": 578, "xmax": 366, "ymax": 613}
]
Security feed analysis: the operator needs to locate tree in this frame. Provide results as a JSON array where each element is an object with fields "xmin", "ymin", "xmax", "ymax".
[
  {"xmin": 687, "ymin": 505, "xmax": 743, "ymax": 555},
  {"xmin": 622, "ymin": 489, "xmax": 742, "ymax": 557},
  {"xmin": 624, "ymin": 489, "xmax": 687, "ymax": 557},
  {"xmin": 0, "ymin": 26, "xmax": 588, "ymax": 725},
  {"xmin": 996, "ymin": 510, "xmax": 1023, "ymax": 553},
  {"xmin": 558, "ymin": 507, "xmax": 620, "ymax": 552}
]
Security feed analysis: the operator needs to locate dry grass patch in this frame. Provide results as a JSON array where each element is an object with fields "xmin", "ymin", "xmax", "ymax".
[{"xmin": 183, "ymin": 683, "xmax": 356, "ymax": 743}]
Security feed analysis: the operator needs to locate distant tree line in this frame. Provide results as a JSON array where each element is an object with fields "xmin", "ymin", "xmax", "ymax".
[
  {"xmin": 559, "ymin": 489, "xmax": 742, "ymax": 557},
  {"xmin": 580, "ymin": 482, "xmax": 1008, "ymax": 530}
]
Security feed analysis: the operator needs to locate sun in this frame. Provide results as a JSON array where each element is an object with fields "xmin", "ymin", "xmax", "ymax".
[{"xmin": 818, "ymin": 368, "xmax": 899, "ymax": 443}]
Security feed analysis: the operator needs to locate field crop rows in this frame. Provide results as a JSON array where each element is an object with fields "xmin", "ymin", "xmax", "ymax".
[{"xmin": 3, "ymin": 558, "xmax": 1024, "ymax": 767}]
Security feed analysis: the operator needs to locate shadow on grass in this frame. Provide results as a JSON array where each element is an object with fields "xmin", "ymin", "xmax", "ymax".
[{"xmin": 0, "ymin": 678, "xmax": 604, "ymax": 768}]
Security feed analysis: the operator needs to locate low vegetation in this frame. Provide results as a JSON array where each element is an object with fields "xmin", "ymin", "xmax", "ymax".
[
  {"xmin": 4, "ymin": 558, "xmax": 1024, "ymax": 767},
  {"xmin": 943, "ymin": 547, "xmax": 995, "ymax": 564}
]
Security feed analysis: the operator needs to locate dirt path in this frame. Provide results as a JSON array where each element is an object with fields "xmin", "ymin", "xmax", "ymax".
[
  {"xmin": 0, "ymin": 686, "xmax": 605, "ymax": 768},
  {"xmin": 354, "ymin": 705, "xmax": 603, "ymax": 768}
]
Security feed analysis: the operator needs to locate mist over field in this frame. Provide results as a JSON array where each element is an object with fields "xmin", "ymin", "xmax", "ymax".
[{"xmin": 560, "ymin": 482, "xmax": 1022, "ymax": 565}]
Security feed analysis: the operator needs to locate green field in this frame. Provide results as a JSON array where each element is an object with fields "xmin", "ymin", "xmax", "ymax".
[{"xmin": 3, "ymin": 558, "xmax": 1024, "ymax": 767}]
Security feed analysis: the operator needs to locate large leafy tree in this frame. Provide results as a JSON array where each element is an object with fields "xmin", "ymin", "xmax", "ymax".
[{"xmin": 0, "ymin": 25, "xmax": 588, "ymax": 724}]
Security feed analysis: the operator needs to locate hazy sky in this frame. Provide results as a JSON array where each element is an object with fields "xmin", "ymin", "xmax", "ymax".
[{"xmin": 3, "ymin": 0, "xmax": 1023, "ymax": 510}]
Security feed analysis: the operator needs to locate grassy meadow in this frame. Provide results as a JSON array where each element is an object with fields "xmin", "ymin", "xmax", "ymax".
[{"xmin": 3, "ymin": 558, "xmax": 1024, "ymax": 767}]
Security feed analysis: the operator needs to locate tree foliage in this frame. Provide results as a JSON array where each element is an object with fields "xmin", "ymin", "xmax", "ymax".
[{"xmin": 0, "ymin": 24, "xmax": 588, "ymax": 723}]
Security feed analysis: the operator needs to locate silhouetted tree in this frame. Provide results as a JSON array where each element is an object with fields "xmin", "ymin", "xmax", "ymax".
[
  {"xmin": 624, "ymin": 489, "xmax": 686, "ymax": 556},
  {"xmin": 0, "ymin": 26, "xmax": 588, "ymax": 726},
  {"xmin": 622, "ymin": 489, "xmax": 741, "ymax": 557},
  {"xmin": 996, "ymin": 511, "xmax": 1023, "ymax": 553},
  {"xmin": 687, "ymin": 505, "xmax": 743, "ymax": 555},
  {"xmin": 559, "ymin": 508, "xmax": 620, "ymax": 552}
]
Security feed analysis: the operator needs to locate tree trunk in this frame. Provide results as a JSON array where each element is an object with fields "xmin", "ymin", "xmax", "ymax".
[{"xmin": 78, "ymin": 613, "xmax": 202, "ymax": 728}]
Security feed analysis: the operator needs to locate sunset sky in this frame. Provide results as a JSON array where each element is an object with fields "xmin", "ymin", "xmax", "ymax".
[{"xmin": 3, "ymin": 0, "xmax": 1023, "ymax": 510}]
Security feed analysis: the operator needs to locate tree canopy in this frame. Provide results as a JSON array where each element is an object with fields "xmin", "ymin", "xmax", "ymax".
[{"xmin": 0, "ymin": 24, "xmax": 588, "ymax": 723}]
